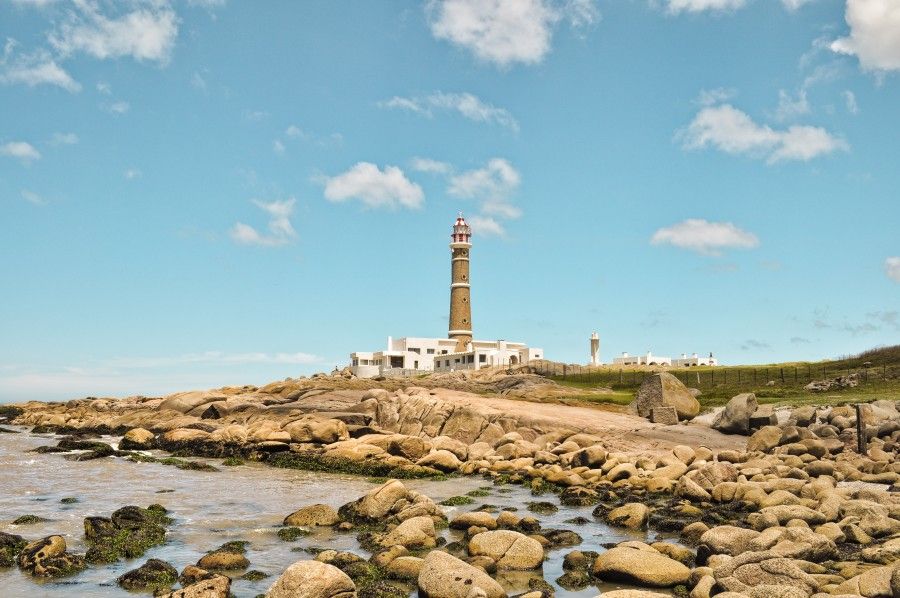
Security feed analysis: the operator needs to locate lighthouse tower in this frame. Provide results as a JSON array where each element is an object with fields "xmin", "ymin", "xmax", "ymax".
[{"xmin": 448, "ymin": 214, "xmax": 473, "ymax": 352}]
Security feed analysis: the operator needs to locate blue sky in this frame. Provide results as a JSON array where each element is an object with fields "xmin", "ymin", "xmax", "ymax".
[{"xmin": 1, "ymin": 0, "xmax": 898, "ymax": 401}]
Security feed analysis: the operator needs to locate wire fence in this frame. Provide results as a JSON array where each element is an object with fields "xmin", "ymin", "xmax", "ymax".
[{"xmin": 525, "ymin": 359, "xmax": 900, "ymax": 396}]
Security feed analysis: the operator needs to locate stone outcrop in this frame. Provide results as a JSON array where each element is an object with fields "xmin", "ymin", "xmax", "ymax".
[
  {"xmin": 266, "ymin": 560, "xmax": 356, "ymax": 598},
  {"xmin": 631, "ymin": 373, "xmax": 700, "ymax": 421},
  {"xmin": 712, "ymin": 393, "xmax": 758, "ymax": 435},
  {"xmin": 417, "ymin": 550, "xmax": 505, "ymax": 598},
  {"xmin": 284, "ymin": 504, "xmax": 340, "ymax": 527},
  {"xmin": 467, "ymin": 530, "xmax": 544, "ymax": 569},
  {"xmin": 592, "ymin": 545, "xmax": 690, "ymax": 587}
]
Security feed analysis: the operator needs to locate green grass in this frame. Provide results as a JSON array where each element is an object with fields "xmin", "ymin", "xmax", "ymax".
[{"xmin": 543, "ymin": 344, "xmax": 900, "ymax": 408}]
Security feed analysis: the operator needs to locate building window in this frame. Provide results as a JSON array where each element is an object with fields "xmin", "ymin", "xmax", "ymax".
[
  {"xmin": 467, "ymin": 355, "xmax": 474, "ymax": 363},
  {"xmin": 426, "ymin": 349, "xmax": 435, "ymax": 354},
  {"xmin": 409, "ymin": 348, "xmax": 420, "ymax": 354},
  {"xmin": 441, "ymin": 350, "xmax": 448, "ymax": 354},
  {"xmin": 479, "ymin": 354, "xmax": 486, "ymax": 363},
  {"xmin": 445, "ymin": 360, "xmax": 450, "ymax": 366},
  {"xmin": 414, "ymin": 361, "xmax": 419, "ymax": 369}
]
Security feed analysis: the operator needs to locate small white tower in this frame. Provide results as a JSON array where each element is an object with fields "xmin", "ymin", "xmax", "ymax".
[{"xmin": 590, "ymin": 332, "xmax": 600, "ymax": 366}]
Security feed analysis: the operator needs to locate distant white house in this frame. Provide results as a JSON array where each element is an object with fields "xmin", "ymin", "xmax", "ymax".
[
  {"xmin": 612, "ymin": 351, "xmax": 672, "ymax": 366},
  {"xmin": 350, "ymin": 336, "xmax": 542, "ymax": 378},
  {"xmin": 610, "ymin": 350, "xmax": 719, "ymax": 367},
  {"xmin": 672, "ymin": 353, "xmax": 719, "ymax": 367}
]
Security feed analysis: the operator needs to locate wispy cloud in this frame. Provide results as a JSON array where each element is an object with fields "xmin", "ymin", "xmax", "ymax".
[
  {"xmin": 106, "ymin": 100, "xmax": 130, "ymax": 114},
  {"xmin": 230, "ymin": 198, "xmax": 298, "ymax": 247},
  {"xmin": 0, "ymin": 141, "xmax": 41, "ymax": 163},
  {"xmin": 379, "ymin": 92, "xmax": 519, "ymax": 131},
  {"xmin": 651, "ymin": 219, "xmax": 759, "ymax": 256},
  {"xmin": 740, "ymin": 339, "xmax": 770, "ymax": 350},
  {"xmin": 447, "ymin": 158, "xmax": 522, "ymax": 236},
  {"xmin": 666, "ymin": 0, "xmax": 746, "ymax": 15},
  {"xmin": 124, "ymin": 168, "xmax": 141, "ymax": 180},
  {"xmin": 885, "ymin": 257, "xmax": 900, "ymax": 282},
  {"xmin": 411, "ymin": 157, "xmax": 453, "ymax": 174},
  {"xmin": 843, "ymin": 90, "xmax": 859, "ymax": 114},
  {"xmin": 107, "ymin": 351, "xmax": 322, "ymax": 368},
  {"xmin": 50, "ymin": 132, "xmax": 78, "ymax": 145},
  {"xmin": 21, "ymin": 190, "xmax": 46, "ymax": 205},
  {"xmin": 0, "ymin": 47, "xmax": 81, "ymax": 92},
  {"xmin": 323, "ymin": 163, "xmax": 424, "ymax": 209}
]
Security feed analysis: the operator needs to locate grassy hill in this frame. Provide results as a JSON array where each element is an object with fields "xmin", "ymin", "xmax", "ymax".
[{"xmin": 534, "ymin": 345, "xmax": 900, "ymax": 408}]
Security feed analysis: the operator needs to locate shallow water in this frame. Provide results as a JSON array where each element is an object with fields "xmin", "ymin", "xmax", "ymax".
[{"xmin": 1, "ymin": 427, "xmax": 672, "ymax": 597}]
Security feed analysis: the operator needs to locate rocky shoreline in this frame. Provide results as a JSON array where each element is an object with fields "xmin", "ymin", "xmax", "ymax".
[{"xmin": 2, "ymin": 370, "xmax": 900, "ymax": 597}]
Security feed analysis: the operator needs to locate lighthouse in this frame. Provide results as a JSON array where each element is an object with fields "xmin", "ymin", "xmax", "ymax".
[{"xmin": 448, "ymin": 214, "xmax": 473, "ymax": 352}]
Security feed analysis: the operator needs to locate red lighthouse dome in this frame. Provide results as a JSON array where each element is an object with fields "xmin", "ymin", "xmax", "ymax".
[{"xmin": 452, "ymin": 213, "xmax": 472, "ymax": 244}]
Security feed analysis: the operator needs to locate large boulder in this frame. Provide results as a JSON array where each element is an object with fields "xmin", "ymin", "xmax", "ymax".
[
  {"xmin": 468, "ymin": 530, "xmax": 544, "ymax": 569},
  {"xmin": 120, "ymin": 428, "xmax": 156, "ymax": 450},
  {"xmin": 712, "ymin": 393, "xmax": 758, "ymax": 435},
  {"xmin": 712, "ymin": 551, "xmax": 818, "ymax": 595},
  {"xmin": 631, "ymin": 373, "xmax": 700, "ymax": 421},
  {"xmin": 17, "ymin": 535, "xmax": 86, "ymax": 577},
  {"xmin": 266, "ymin": 560, "xmax": 356, "ymax": 598},
  {"xmin": 379, "ymin": 516, "xmax": 436, "ymax": 549},
  {"xmin": 283, "ymin": 417, "xmax": 349, "ymax": 444},
  {"xmin": 417, "ymin": 550, "xmax": 505, "ymax": 598},
  {"xmin": 592, "ymin": 546, "xmax": 690, "ymax": 587},
  {"xmin": 158, "ymin": 575, "xmax": 231, "ymax": 598},
  {"xmin": 284, "ymin": 504, "xmax": 340, "ymax": 527},
  {"xmin": 747, "ymin": 426, "xmax": 782, "ymax": 453}
]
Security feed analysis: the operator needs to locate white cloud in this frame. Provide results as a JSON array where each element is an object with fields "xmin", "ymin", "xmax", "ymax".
[
  {"xmin": 8, "ymin": 0, "xmax": 59, "ymax": 6},
  {"xmin": 831, "ymin": 0, "xmax": 900, "ymax": 72},
  {"xmin": 323, "ymin": 163, "xmax": 424, "ymax": 209},
  {"xmin": 273, "ymin": 139, "xmax": 285, "ymax": 155},
  {"xmin": 843, "ymin": 90, "xmax": 859, "ymax": 114},
  {"xmin": 103, "ymin": 100, "xmax": 130, "ymax": 114},
  {"xmin": 666, "ymin": 0, "xmax": 746, "ymax": 14},
  {"xmin": 696, "ymin": 87, "xmax": 735, "ymax": 106},
  {"xmin": 380, "ymin": 92, "xmax": 519, "ymax": 131},
  {"xmin": 886, "ymin": 257, "xmax": 900, "ymax": 282},
  {"xmin": 21, "ymin": 190, "xmax": 46, "ymax": 205},
  {"xmin": 50, "ymin": 132, "xmax": 78, "ymax": 145},
  {"xmin": 96, "ymin": 81, "xmax": 111, "ymax": 94},
  {"xmin": 468, "ymin": 215, "xmax": 506, "ymax": 237},
  {"xmin": 285, "ymin": 125, "xmax": 305, "ymax": 138},
  {"xmin": 411, "ymin": 157, "xmax": 453, "ymax": 174},
  {"xmin": 1, "ymin": 141, "xmax": 41, "ymax": 163},
  {"xmin": 775, "ymin": 89, "xmax": 810, "ymax": 120},
  {"xmin": 781, "ymin": 0, "xmax": 815, "ymax": 9},
  {"xmin": 448, "ymin": 158, "xmax": 522, "ymax": 218},
  {"xmin": 230, "ymin": 198, "xmax": 298, "ymax": 247},
  {"xmin": 651, "ymin": 219, "xmax": 759, "ymax": 256},
  {"xmin": 426, "ymin": 0, "xmax": 598, "ymax": 67},
  {"xmin": 124, "ymin": 168, "xmax": 141, "ymax": 180},
  {"xmin": 0, "ymin": 54, "xmax": 81, "ymax": 92},
  {"xmin": 680, "ymin": 103, "xmax": 847, "ymax": 163},
  {"xmin": 50, "ymin": 4, "xmax": 179, "ymax": 64}
]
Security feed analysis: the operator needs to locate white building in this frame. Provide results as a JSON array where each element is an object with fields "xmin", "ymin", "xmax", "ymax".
[
  {"xmin": 672, "ymin": 353, "xmax": 719, "ymax": 367},
  {"xmin": 612, "ymin": 351, "xmax": 672, "ymax": 366},
  {"xmin": 350, "ymin": 336, "xmax": 542, "ymax": 378},
  {"xmin": 348, "ymin": 215, "xmax": 544, "ymax": 379}
]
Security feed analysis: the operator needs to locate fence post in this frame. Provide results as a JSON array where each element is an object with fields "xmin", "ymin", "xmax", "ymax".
[
  {"xmin": 855, "ymin": 404, "xmax": 867, "ymax": 454},
  {"xmin": 619, "ymin": 369, "xmax": 623, "ymax": 385}
]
